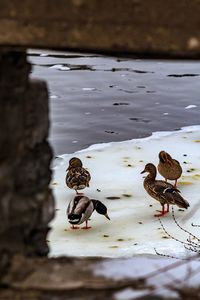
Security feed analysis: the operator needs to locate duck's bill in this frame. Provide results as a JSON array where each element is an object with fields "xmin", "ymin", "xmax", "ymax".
[
  {"xmin": 105, "ymin": 213, "xmax": 110, "ymax": 220},
  {"xmin": 140, "ymin": 169, "xmax": 146, "ymax": 174}
]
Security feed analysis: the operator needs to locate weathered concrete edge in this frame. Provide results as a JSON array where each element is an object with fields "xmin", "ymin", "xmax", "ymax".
[
  {"xmin": 0, "ymin": 255, "xmax": 147, "ymax": 293},
  {"xmin": 0, "ymin": 0, "xmax": 200, "ymax": 58}
]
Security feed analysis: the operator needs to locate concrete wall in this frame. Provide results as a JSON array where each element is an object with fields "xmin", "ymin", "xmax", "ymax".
[
  {"xmin": 0, "ymin": 50, "xmax": 54, "ymax": 278},
  {"xmin": 0, "ymin": 0, "xmax": 200, "ymax": 57}
]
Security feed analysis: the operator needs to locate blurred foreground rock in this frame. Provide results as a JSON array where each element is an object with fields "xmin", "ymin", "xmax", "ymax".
[
  {"xmin": 0, "ymin": 255, "xmax": 147, "ymax": 300},
  {"xmin": 0, "ymin": 50, "xmax": 54, "ymax": 278},
  {"xmin": 1, "ymin": 255, "xmax": 200, "ymax": 300}
]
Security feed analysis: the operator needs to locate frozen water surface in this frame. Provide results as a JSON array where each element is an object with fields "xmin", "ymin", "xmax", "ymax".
[{"xmin": 49, "ymin": 125, "xmax": 200, "ymax": 259}]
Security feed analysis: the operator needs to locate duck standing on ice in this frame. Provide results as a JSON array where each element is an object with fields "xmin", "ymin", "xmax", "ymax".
[
  {"xmin": 67, "ymin": 195, "xmax": 110, "ymax": 229},
  {"xmin": 158, "ymin": 151, "xmax": 182, "ymax": 188},
  {"xmin": 66, "ymin": 157, "xmax": 91, "ymax": 194},
  {"xmin": 141, "ymin": 163, "xmax": 189, "ymax": 217}
]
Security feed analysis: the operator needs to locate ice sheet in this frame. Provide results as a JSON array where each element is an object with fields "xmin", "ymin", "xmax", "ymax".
[{"xmin": 49, "ymin": 125, "xmax": 200, "ymax": 258}]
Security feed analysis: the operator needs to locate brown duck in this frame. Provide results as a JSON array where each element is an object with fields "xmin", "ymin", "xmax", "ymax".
[
  {"xmin": 158, "ymin": 151, "xmax": 182, "ymax": 188},
  {"xmin": 66, "ymin": 157, "xmax": 91, "ymax": 194},
  {"xmin": 141, "ymin": 163, "xmax": 189, "ymax": 217}
]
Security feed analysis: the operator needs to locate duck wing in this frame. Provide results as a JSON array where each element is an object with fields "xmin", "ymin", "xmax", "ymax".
[
  {"xmin": 173, "ymin": 159, "xmax": 180, "ymax": 165},
  {"xmin": 67, "ymin": 196, "xmax": 94, "ymax": 224},
  {"xmin": 66, "ymin": 168, "xmax": 76, "ymax": 188},
  {"xmin": 81, "ymin": 167, "xmax": 91, "ymax": 187},
  {"xmin": 152, "ymin": 180, "xmax": 189, "ymax": 208},
  {"xmin": 74, "ymin": 196, "xmax": 94, "ymax": 224},
  {"xmin": 66, "ymin": 167, "xmax": 91, "ymax": 188}
]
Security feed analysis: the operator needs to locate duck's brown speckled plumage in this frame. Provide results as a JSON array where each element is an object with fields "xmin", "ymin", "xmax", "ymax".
[
  {"xmin": 141, "ymin": 163, "xmax": 189, "ymax": 217},
  {"xmin": 66, "ymin": 157, "xmax": 91, "ymax": 193},
  {"xmin": 158, "ymin": 151, "xmax": 182, "ymax": 187}
]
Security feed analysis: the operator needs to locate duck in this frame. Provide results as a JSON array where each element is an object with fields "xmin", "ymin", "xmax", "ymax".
[
  {"xmin": 66, "ymin": 157, "xmax": 91, "ymax": 194},
  {"xmin": 158, "ymin": 151, "xmax": 182, "ymax": 188},
  {"xmin": 67, "ymin": 195, "xmax": 110, "ymax": 229},
  {"xmin": 141, "ymin": 163, "xmax": 189, "ymax": 217}
]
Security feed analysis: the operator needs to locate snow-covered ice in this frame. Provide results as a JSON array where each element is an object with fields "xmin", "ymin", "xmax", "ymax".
[
  {"xmin": 49, "ymin": 125, "xmax": 200, "ymax": 258},
  {"xmin": 49, "ymin": 64, "xmax": 70, "ymax": 71},
  {"xmin": 185, "ymin": 105, "xmax": 197, "ymax": 109}
]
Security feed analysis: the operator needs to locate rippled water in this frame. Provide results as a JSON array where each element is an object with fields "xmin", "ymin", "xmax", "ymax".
[{"xmin": 29, "ymin": 50, "xmax": 200, "ymax": 155}]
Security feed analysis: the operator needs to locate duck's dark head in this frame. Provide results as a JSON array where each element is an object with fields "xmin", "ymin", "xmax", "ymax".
[
  {"xmin": 159, "ymin": 151, "xmax": 173, "ymax": 165},
  {"xmin": 141, "ymin": 163, "xmax": 157, "ymax": 176},
  {"xmin": 67, "ymin": 157, "xmax": 83, "ymax": 170},
  {"xmin": 92, "ymin": 200, "xmax": 110, "ymax": 220},
  {"xmin": 68, "ymin": 213, "xmax": 82, "ymax": 224}
]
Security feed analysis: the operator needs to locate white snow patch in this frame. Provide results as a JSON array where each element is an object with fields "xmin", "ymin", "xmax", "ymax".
[
  {"xmin": 115, "ymin": 288, "xmax": 148, "ymax": 300},
  {"xmin": 40, "ymin": 53, "xmax": 49, "ymax": 57},
  {"xmin": 93, "ymin": 257, "xmax": 200, "ymax": 298},
  {"xmin": 49, "ymin": 64, "xmax": 70, "ymax": 71},
  {"xmin": 185, "ymin": 105, "xmax": 197, "ymax": 109},
  {"xmin": 82, "ymin": 87, "xmax": 96, "ymax": 91},
  {"xmin": 50, "ymin": 95, "xmax": 59, "ymax": 99}
]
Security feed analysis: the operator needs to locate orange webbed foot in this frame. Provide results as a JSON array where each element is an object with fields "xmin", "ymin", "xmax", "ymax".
[
  {"xmin": 81, "ymin": 226, "xmax": 92, "ymax": 230},
  {"xmin": 154, "ymin": 211, "xmax": 168, "ymax": 217}
]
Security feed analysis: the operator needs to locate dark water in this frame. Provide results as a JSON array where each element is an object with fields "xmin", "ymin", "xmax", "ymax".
[{"xmin": 29, "ymin": 50, "xmax": 200, "ymax": 155}]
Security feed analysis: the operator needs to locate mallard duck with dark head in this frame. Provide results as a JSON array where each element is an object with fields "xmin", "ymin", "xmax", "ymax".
[
  {"xmin": 141, "ymin": 163, "xmax": 189, "ymax": 217},
  {"xmin": 66, "ymin": 157, "xmax": 91, "ymax": 194},
  {"xmin": 158, "ymin": 151, "xmax": 182, "ymax": 188},
  {"xmin": 67, "ymin": 195, "xmax": 110, "ymax": 229}
]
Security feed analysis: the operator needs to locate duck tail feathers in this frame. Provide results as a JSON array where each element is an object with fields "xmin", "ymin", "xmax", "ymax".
[{"xmin": 176, "ymin": 196, "xmax": 190, "ymax": 209}]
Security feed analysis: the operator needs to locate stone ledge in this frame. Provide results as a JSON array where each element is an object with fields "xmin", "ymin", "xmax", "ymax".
[
  {"xmin": 1, "ymin": 255, "xmax": 146, "ymax": 299},
  {"xmin": 0, "ymin": 0, "xmax": 200, "ymax": 57}
]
